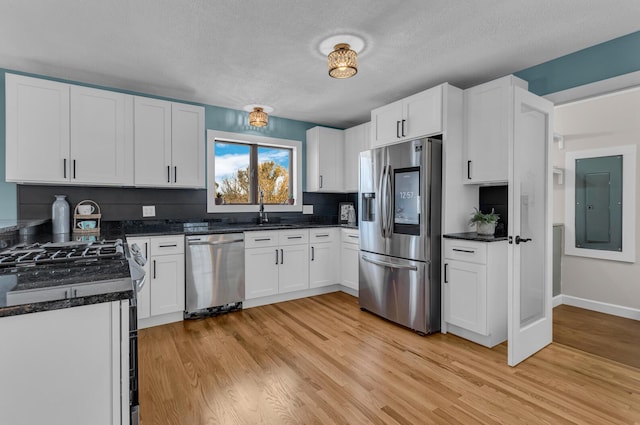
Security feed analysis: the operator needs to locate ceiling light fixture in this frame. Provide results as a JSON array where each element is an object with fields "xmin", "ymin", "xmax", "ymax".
[
  {"xmin": 248, "ymin": 107, "xmax": 268, "ymax": 127},
  {"xmin": 328, "ymin": 43, "xmax": 358, "ymax": 79}
]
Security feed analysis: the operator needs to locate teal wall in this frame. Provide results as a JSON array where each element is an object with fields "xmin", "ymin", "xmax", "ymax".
[
  {"xmin": 515, "ymin": 31, "xmax": 640, "ymax": 95},
  {"xmin": 0, "ymin": 69, "xmax": 319, "ymax": 220}
]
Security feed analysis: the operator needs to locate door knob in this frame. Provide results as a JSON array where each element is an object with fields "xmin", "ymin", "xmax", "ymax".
[{"xmin": 515, "ymin": 236, "xmax": 532, "ymax": 244}]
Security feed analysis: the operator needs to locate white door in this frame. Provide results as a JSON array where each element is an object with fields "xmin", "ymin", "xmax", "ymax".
[
  {"xmin": 70, "ymin": 86, "xmax": 131, "ymax": 185},
  {"xmin": 507, "ymin": 88, "xmax": 554, "ymax": 366},
  {"xmin": 444, "ymin": 260, "xmax": 487, "ymax": 335},
  {"xmin": 245, "ymin": 247, "xmax": 279, "ymax": 299},
  {"xmin": 5, "ymin": 74, "xmax": 70, "ymax": 183},
  {"xmin": 150, "ymin": 254, "xmax": 185, "ymax": 315},
  {"xmin": 403, "ymin": 85, "xmax": 442, "ymax": 140},
  {"xmin": 371, "ymin": 100, "xmax": 402, "ymax": 147},
  {"xmin": 279, "ymin": 244, "xmax": 310, "ymax": 293},
  {"xmin": 171, "ymin": 102, "xmax": 205, "ymax": 188},
  {"xmin": 134, "ymin": 96, "xmax": 172, "ymax": 186}
]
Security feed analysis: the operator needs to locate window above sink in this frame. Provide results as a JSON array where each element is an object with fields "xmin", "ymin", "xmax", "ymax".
[{"xmin": 206, "ymin": 130, "xmax": 303, "ymax": 213}]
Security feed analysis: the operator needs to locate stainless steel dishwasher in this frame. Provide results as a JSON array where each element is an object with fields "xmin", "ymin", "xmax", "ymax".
[{"xmin": 185, "ymin": 233, "xmax": 245, "ymax": 318}]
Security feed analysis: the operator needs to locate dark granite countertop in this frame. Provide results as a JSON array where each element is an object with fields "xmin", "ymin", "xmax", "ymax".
[
  {"xmin": 122, "ymin": 221, "xmax": 357, "ymax": 237},
  {"xmin": 443, "ymin": 232, "xmax": 508, "ymax": 242},
  {"xmin": 0, "ymin": 219, "xmax": 49, "ymax": 234}
]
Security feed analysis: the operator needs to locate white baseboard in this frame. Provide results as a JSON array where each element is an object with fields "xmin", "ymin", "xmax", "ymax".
[{"xmin": 555, "ymin": 294, "xmax": 640, "ymax": 321}]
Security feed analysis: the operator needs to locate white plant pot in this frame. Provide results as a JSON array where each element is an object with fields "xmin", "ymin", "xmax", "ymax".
[{"xmin": 476, "ymin": 222, "xmax": 496, "ymax": 236}]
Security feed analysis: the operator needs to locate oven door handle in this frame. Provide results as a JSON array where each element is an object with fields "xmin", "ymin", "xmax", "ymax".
[{"xmin": 362, "ymin": 255, "xmax": 417, "ymax": 271}]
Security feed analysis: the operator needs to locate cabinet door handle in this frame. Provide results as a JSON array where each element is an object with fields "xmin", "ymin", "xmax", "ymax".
[
  {"xmin": 73, "ymin": 159, "xmax": 76, "ymax": 179},
  {"xmin": 144, "ymin": 242, "xmax": 148, "ymax": 259},
  {"xmin": 311, "ymin": 246, "xmax": 315, "ymax": 261},
  {"xmin": 153, "ymin": 260, "xmax": 156, "ymax": 279},
  {"xmin": 167, "ymin": 165, "xmax": 171, "ymax": 183},
  {"xmin": 452, "ymin": 248, "xmax": 475, "ymax": 254},
  {"xmin": 444, "ymin": 263, "xmax": 448, "ymax": 283},
  {"xmin": 401, "ymin": 119, "xmax": 406, "ymax": 137},
  {"xmin": 174, "ymin": 166, "xmax": 177, "ymax": 183},
  {"xmin": 396, "ymin": 120, "xmax": 401, "ymax": 138},
  {"xmin": 320, "ymin": 175, "xmax": 323, "ymax": 188},
  {"xmin": 280, "ymin": 249, "xmax": 284, "ymax": 264},
  {"xmin": 467, "ymin": 160, "xmax": 472, "ymax": 180},
  {"xmin": 515, "ymin": 236, "xmax": 532, "ymax": 244},
  {"xmin": 275, "ymin": 249, "xmax": 279, "ymax": 265},
  {"xmin": 63, "ymin": 158, "xmax": 67, "ymax": 179}
]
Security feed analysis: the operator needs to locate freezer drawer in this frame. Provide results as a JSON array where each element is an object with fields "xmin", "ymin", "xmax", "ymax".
[{"xmin": 359, "ymin": 251, "xmax": 439, "ymax": 334}]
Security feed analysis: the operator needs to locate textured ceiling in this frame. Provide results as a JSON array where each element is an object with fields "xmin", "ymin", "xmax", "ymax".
[{"xmin": 1, "ymin": 0, "xmax": 639, "ymax": 128}]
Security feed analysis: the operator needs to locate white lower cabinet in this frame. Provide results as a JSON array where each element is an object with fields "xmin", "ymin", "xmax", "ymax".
[
  {"xmin": 340, "ymin": 228, "xmax": 360, "ymax": 291},
  {"xmin": 244, "ymin": 229, "xmax": 310, "ymax": 300},
  {"xmin": 127, "ymin": 235, "xmax": 185, "ymax": 328},
  {"xmin": 0, "ymin": 301, "xmax": 128, "ymax": 425},
  {"xmin": 309, "ymin": 228, "xmax": 339, "ymax": 288},
  {"xmin": 443, "ymin": 238, "xmax": 507, "ymax": 347}
]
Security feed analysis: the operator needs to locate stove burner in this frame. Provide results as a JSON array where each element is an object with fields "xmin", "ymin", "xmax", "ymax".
[{"xmin": 0, "ymin": 239, "xmax": 124, "ymax": 268}]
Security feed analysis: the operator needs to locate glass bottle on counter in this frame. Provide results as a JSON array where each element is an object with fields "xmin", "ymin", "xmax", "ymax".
[{"xmin": 52, "ymin": 194, "xmax": 70, "ymax": 234}]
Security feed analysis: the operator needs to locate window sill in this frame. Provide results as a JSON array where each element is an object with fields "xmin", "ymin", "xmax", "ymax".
[{"xmin": 208, "ymin": 204, "xmax": 303, "ymax": 214}]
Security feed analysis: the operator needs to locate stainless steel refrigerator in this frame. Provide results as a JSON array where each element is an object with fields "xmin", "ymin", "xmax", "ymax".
[{"xmin": 358, "ymin": 138, "xmax": 442, "ymax": 334}]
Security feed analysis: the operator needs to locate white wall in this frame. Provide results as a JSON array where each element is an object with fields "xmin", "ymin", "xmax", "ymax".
[{"xmin": 554, "ymin": 88, "xmax": 640, "ymax": 310}]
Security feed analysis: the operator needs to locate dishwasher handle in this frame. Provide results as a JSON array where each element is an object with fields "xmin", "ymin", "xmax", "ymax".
[{"xmin": 187, "ymin": 238, "xmax": 244, "ymax": 246}]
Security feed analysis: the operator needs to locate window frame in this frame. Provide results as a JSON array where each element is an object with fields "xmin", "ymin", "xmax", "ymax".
[{"xmin": 206, "ymin": 130, "xmax": 302, "ymax": 213}]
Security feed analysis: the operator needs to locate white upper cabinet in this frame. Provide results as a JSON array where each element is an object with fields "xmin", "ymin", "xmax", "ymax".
[
  {"xmin": 344, "ymin": 122, "xmax": 370, "ymax": 192},
  {"xmin": 5, "ymin": 73, "xmax": 133, "ymax": 186},
  {"xmin": 371, "ymin": 85, "xmax": 443, "ymax": 148},
  {"xmin": 70, "ymin": 85, "xmax": 133, "ymax": 185},
  {"xmin": 134, "ymin": 97, "xmax": 205, "ymax": 188},
  {"xmin": 6, "ymin": 74, "xmax": 70, "ymax": 183},
  {"xmin": 463, "ymin": 75, "xmax": 527, "ymax": 184},
  {"xmin": 306, "ymin": 126, "xmax": 344, "ymax": 192}
]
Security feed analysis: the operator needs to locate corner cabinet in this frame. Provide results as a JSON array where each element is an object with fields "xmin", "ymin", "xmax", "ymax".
[
  {"xmin": 463, "ymin": 75, "xmax": 527, "ymax": 184},
  {"xmin": 5, "ymin": 73, "xmax": 133, "ymax": 185},
  {"xmin": 443, "ymin": 238, "xmax": 507, "ymax": 347},
  {"xmin": 306, "ymin": 126, "xmax": 345, "ymax": 192},
  {"xmin": 127, "ymin": 235, "xmax": 185, "ymax": 329},
  {"xmin": 371, "ymin": 85, "xmax": 442, "ymax": 148},
  {"xmin": 133, "ymin": 97, "xmax": 205, "ymax": 188}
]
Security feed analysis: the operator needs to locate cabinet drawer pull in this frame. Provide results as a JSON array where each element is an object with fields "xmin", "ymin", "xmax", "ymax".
[
  {"xmin": 348, "ymin": 234, "xmax": 359, "ymax": 239},
  {"xmin": 287, "ymin": 236, "xmax": 303, "ymax": 239},
  {"xmin": 254, "ymin": 238, "xmax": 272, "ymax": 242},
  {"xmin": 315, "ymin": 234, "xmax": 329, "ymax": 238},
  {"xmin": 452, "ymin": 248, "xmax": 475, "ymax": 254},
  {"xmin": 159, "ymin": 244, "xmax": 178, "ymax": 248}
]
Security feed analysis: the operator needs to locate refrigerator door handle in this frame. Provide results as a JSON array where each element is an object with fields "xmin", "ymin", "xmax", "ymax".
[
  {"xmin": 379, "ymin": 165, "xmax": 388, "ymax": 238},
  {"xmin": 362, "ymin": 255, "xmax": 418, "ymax": 271},
  {"xmin": 385, "ymin": 165, "xmax": 393, "ymax": 237}
]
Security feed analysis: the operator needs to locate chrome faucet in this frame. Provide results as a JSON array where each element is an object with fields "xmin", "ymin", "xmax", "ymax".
[{"xmin": 258, "ymin": 190, "xmax": 268, "ymax": 224}]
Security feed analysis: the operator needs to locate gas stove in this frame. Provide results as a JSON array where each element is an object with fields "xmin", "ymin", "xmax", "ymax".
[{"xmin": 0, "ymin": 239, "xmax": 125, "ymax": 268}]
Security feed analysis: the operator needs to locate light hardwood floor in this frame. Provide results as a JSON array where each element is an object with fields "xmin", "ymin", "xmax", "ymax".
[
  {"xmin": 139, "ymin": 292, "xmax": 640, "ymax": 424},
  {"xmin": 554, "ymin": 304, "xmax": 640, "ymax": 369}
]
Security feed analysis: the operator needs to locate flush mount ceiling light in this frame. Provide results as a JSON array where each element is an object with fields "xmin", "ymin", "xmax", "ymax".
[
  {"xmin": 243, "ymin": 104, "xmax": 274, "ymax": 127},
  {"xmin": 319, "ymin": 34, "xmax": 365, "ymax": 80},
  {"xmin": 328, "ymin": 43, "xmax": 357, "ymax": 78}
]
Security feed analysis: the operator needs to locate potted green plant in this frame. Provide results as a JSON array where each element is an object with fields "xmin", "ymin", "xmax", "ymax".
[{"xmin": 469, "ymin": 207, "xmax": 500, "ymax": 235}]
